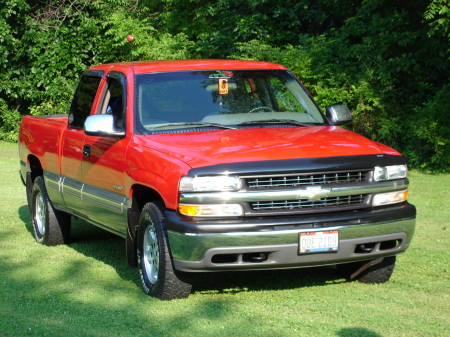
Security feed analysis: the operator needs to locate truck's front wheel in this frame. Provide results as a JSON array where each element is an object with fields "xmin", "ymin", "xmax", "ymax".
[
  {"xmin": 336, "ymin": 256, "xmax": 396, "ymax": 283},
  {"xmin": 31, "ymin": 176, "xmax": 71, "ymax": 245},
  {"xmin": 137, "ymin": 202, "xmax": 192, "ymax": 300}
]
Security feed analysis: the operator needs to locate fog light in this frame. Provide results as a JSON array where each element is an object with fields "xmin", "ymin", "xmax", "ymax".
[
  {"xmin": 373, "ymin": 190, "xmax": 408, "ymax": 206},
  {"xmin": 179, "ymin": 204, "xmax": 243, "ymax": 217}
]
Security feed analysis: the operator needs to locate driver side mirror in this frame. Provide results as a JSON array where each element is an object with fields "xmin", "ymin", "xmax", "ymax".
[
  {"xmin": 325, "ymin": 104, "xmax": 352, "ymax": 126},
  {"xmin": 84, "ymin": 114, "xmax": 125, "ymax": 137}
]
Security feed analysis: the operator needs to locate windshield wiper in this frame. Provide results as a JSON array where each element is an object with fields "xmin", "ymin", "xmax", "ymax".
[
  {"xmin": 152, "ymin": 122, "xmax": 236, "ymax": 130},
  {"xmin": 237, "ymin": 119, "xmax": 316, "ymax": 127}
]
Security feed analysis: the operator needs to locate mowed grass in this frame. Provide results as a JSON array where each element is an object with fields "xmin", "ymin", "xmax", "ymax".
[{"xmin": 0, "ymin": 140, "xmax": 448, "ymax": 337}]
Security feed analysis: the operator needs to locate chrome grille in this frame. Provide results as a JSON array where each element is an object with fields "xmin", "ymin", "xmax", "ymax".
[
  {"xmin": 246, "ymin": 171, "xmax": 368, "ymax": 189},
  {"xmin": 251, "ymin": 195, "xmax": 366, "ymax": 211}
]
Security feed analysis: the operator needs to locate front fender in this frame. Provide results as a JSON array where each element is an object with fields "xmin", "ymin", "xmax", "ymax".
[{"xmin": 124, "ymin": 140, "xmax": 192, "ymax": 210}]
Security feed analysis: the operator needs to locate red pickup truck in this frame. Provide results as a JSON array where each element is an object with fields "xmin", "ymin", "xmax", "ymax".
[{"xmin": 19, "ymin": 60, "xmax": 416, "ymax": 300}]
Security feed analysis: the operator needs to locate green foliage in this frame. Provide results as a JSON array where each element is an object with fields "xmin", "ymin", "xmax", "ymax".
[
  {"xmin": 0, "ymin": 99, "xmax": 21, "ymax": 141},
  {"xmin": 0, "ymin": 1, "xmax": 195, "ymax": 115},
  {"xmin": 1, "ymin": 0, "xmax": 104, "ymax": 113},
  {"xmin": 424, "ymin": 0, "xmax": 450, "ymax": 60},
  {"xmin": 425, "ymin": 0, "xmax": 450, "ymax": 37},
  {"xmin": 99, "ymin": 9, "xmax": 194, "ymax": 62},
  {"xmin": 0, "ymin": 0, "xmax": 448, "ymax": 171},
  {"xmin": 230, "ymin": 1, "xmax": 449, "ymax": 171},
  {"xmin": 404, "ymin": 85, "xmax": 450, "ymax": 171},
  {"xmin": 160, "ymin": 0, "xmax": 356, "ymax": 58}
]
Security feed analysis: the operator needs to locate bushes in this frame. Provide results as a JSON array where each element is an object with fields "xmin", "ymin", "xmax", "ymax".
[
  {"xmin": 228, "ymin": 1, "xmax": 449, "ymax": 172},
  {"xmin": 0, "ymin": 99, "xmax": 21, "ymax": 142},
  {"xmin": 404, "ymin": 85, "xmax": 450, "ymax": 171},
  {"xmin": 0, "ymin": 0, "xmax": 194, "ymax": 142},
  {"xmin": 0, "ymin": 0, "xmax": 448, "ymax": 171}
]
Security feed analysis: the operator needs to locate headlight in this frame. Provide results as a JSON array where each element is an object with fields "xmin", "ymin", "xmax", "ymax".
[
  {"xmin": 374, "ymin": 165, "xmax": 407, "ymax": 181},
  {"xmin": 179, "ymin": 175, "xmax": 241, "ymax": 192},
  {"xmin": 372, "ymin": 190, "xmax": 408, "ymax": 206},
  {"xmin": 179, "ymin": 204, "xmax": 244, "ymax": 217}
]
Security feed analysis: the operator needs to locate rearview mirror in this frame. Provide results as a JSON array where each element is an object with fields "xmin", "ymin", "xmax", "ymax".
[
  {"xmin": 325, "ymin": 104, "xmax": 352, "ymax": 126},
  {"xmin": 84, "ymin": 115, "xmax": 125, "ymax": 137}
]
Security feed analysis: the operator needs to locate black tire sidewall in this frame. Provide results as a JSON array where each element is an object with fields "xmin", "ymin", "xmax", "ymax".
[
  {"xmin": 137, "ymin": 203, "xmax": 166, "ymax": 297},
  {"xmin": 26, "ymin": 172, "xmax": 34, "ymax": 213},
  {"xmin": 337, "ymin": 256, "xmax": 396, "ymax": 283}
]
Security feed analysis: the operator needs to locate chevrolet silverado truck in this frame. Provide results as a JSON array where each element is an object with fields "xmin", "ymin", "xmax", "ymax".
[{"xmin": 19, "ymin": 60, "xmax": 416, "ymax": 300}]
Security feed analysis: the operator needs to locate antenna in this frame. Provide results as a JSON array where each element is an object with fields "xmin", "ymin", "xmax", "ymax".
[{"xmin": 127, "ymin": 35, "xmax": 134, "ymax": 62}]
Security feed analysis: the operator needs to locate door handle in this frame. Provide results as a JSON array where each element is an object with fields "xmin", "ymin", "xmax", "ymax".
[{"xmin": 83, "ymin": 144, "xmax": 91, "ymax": 158}]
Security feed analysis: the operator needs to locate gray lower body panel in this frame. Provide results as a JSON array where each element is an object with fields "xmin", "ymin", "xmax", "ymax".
[
  {"xmin": 169, "ymin": 217, "xmax": 415, "ymax": 272},
  {"xmin": 43, "ymin": 169, "xmax": 128, "ymax": 236}
]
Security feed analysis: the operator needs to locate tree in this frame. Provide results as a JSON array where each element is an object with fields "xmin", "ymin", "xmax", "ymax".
[
  {"xmin": 0, "ymin": 0, "xmax": 192, "ymax": 140},
  {"xmin": 0, "ymin": 0, "xmax": 448, "ymax": 171}
]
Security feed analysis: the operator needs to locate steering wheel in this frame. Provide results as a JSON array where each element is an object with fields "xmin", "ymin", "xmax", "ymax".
[{"xmin": 248, "ymin": 106, "xmax": 274, "ymax": 113}]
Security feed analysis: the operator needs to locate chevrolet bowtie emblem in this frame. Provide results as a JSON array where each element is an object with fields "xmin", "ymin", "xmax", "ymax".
[{"xmin": 299, "ymin": 186, "xmax": 331, "ymax": 201}]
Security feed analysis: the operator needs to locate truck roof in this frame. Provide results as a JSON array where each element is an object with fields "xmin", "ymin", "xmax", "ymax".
[{"xmin": 88, "ymin": 59, "xmax": 288, "ymax": 74}]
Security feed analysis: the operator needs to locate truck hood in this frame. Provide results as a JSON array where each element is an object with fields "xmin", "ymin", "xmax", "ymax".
[{"xmin": 140, "ymin": 126, "xmax": 399, "ymax": 168}]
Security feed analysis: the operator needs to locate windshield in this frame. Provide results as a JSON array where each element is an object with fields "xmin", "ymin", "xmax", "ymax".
[{"xmin": 135, "ymin": 69, "xmax": 325, "ymax": 133}]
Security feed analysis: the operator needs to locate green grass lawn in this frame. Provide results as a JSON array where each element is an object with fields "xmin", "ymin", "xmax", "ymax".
[{"xmin": 1, "ymin": 140, "xmax": 448, "ymax": 337}]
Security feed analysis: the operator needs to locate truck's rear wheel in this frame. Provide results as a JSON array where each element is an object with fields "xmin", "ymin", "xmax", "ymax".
[
  {"xmin": 336, "ymin": 256, "xmax": 396, "ymax": 283},
  {"xmin": 31, "ymin": 176, "xmax": 71, "ymax": 245},
  {"xmin": 137, "ymin": 202, "xmax": 192, "ymax": 300}
]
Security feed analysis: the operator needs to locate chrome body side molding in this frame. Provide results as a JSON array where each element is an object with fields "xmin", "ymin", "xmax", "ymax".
[{"xmin": 43, "ymin": 169, "xmax": 128, "ymax": 235}]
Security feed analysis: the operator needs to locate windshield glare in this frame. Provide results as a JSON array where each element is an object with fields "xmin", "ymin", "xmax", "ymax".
[{"xmin": 135, "ymin": 70, "xmax": 324, "ymax": 132}]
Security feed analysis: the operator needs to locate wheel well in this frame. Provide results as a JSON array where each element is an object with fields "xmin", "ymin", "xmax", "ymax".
[
  {"xmin": 131, "ymin": 184, "xmax": 165, "ymax": 212},
  {"xmin": 28, "ymin": 155, "xmax": 43, "ymax": 182},
  {"xmin": 126, "ymin": 184, "xmax": 165, "ymax": 267},
  {"xmin": 129, "ymin": 184, "xmax": 165, "ymax": 231}
]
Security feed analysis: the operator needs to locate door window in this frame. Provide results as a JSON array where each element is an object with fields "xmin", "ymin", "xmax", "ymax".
[{"xmin": 68, "ymin": 73, "xmax": 103, "ymax": 128}]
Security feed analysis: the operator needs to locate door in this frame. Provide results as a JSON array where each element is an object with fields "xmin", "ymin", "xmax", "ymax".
[
  {"xmin": 80, "ymin": 72, "xmax": 129, "ymax": 235},
  {"xmin": 59, "ymin": 71, "xmax": 104, "ymax": 213}
]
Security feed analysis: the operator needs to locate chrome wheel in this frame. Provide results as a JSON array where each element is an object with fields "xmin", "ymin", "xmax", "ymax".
[
  {"xmin": 34, "ymin": 191, "xmax": 46, "ymax": 237},
  {"xmin": 143, "ymin": 223, "xmax": 159, "ymax": 284},
  {"xmin": 31, "ymin": 176, "xmax": 71, "ymax": 245},
  {"xmin": 137, "ymin": 201, "xmax": 192, "ymax": 299}
]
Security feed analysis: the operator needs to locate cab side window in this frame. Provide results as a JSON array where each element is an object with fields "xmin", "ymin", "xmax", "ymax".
[
  {"xmin": 69, "ymin": 73, "xmax": 103, "ymax": 128},
  {"xmin": 99, "ymin": 72, "xmax": 126, "ymax": 130},
  {"xmin": 102, "ymin": 78, "xmax": 125, "ymax": 128}
]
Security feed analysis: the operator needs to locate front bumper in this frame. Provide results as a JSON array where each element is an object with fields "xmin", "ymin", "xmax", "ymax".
[{"xmin": 166, "ymin": 203, "xmax": 416, "ymax": 272}]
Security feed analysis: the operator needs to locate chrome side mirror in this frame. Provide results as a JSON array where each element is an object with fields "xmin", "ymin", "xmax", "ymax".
[
  {"xmin": 325, "ymin": 104, "xmax": 352, "ymax": 126},
  {"xmin": 84, "ymin": 114, "xmax": 125, "ymax": 137}
]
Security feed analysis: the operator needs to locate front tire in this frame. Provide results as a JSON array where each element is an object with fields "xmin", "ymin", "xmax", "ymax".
[
  {"xmin": 31, "ymin": 176, "xmax": 71, "ymax": 245},
  {"xmin": 137, "ymin": 202, "xmax": 192, "ymax": 300},
  {"xmin": 336, "ymin": 256, "xmax": 396, "ymax": 283}
]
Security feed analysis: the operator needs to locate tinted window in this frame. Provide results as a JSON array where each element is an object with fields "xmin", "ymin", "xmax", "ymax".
[
  {"xmin": 99, "ymin": 77, "xmax": 125, "ymax": 129},
  {"xmin": 135, "ymin": 70, "xmax": 324, "ymax": 133},
  {"xmin": 69, "ymin": 74, "xmax": 102, "ymax": 128}
]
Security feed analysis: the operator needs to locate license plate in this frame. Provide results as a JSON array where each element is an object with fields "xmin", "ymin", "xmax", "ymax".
[{"xmin": 299, "ymin": 230, "xmax": 339, "ymax": 254}]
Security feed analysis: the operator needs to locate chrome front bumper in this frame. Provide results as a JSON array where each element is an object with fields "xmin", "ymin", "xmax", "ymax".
[{"xmin": 165, "ymin": 204, "xmax": 416, "ymax": 272}]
